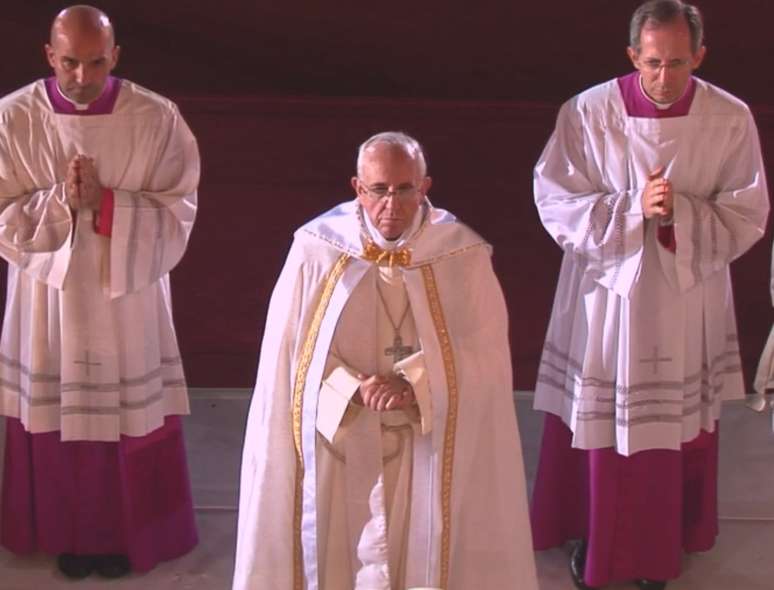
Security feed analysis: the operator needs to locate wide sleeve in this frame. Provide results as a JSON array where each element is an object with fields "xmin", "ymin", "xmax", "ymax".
[
  {"xmin": 315, "ymin": 363, "xmax": 361, "ymax": 443},
  {"xmin": 0, "ymin": 121, "xmax": 74, "ymax": 288},
  {"xmin": 672, "ymin": 110, "xmax": 769, "ymax": 292},
  {"xmin": 534, "ymin": 98, "xmax": 645, "ymax": 297},
  {"xmin": 108, "ymin": 106, "xmax": 199, "ymax": 298}
]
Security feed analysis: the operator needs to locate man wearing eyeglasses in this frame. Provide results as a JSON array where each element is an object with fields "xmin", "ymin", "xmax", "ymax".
[
  {"xmin": 530, "ymin": 1, "xmax": 768, "ymax": 589},
  {"xmin": 233, "ymin": 131, "xmax": 538, "ymax": 590}
]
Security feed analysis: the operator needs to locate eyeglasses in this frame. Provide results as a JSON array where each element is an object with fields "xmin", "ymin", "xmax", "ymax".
[
  {"xmin": 357, "ymin": 181, "xmax": 420, "ymax": 201},
  {"xmin": 639, "ymin": 58, "xmax": 691, "ymax": 72}
]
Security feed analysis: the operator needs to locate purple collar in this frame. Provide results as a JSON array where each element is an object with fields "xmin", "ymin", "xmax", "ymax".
[
  {"xmin": 44, "ymin": 76, "xmax": 121, "ymax": 115},
  {"xmin": 617, "ymin": 71, "xmax": 695, "ymax": 118}
]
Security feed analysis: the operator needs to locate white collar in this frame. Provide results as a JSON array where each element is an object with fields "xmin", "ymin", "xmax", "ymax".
[
  {"xmin": 362, "ymin": 202, "xmax": 425, "ymax": 250},
  {"xmin": 56, "ymin": 82, "xmax": 91, "ymax": 111},
  {"xmin": 638, "ymin": 74, "xmax": 677, "ymax": 110}
]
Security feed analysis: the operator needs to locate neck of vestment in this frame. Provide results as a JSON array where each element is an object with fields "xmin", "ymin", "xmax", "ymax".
[
  {"xmin": 296, "ymin": 199, "xmax": 490, "ymax": 268},
  {"xmin": 361, "ymin": 200, "xmax": 424, "ymax": 251},
  {"xmin": 45, "ymin": 76, "xmax": 121, "ymax": 115},
  {"xmin": 617, "ymin": 71, "xmax": 696, "ymax": 118}
]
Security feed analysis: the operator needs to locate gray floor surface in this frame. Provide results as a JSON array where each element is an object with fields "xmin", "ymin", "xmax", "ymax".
[{"xmin": 0, "ymin": 390, "xmax": 771, "ymax": 589}]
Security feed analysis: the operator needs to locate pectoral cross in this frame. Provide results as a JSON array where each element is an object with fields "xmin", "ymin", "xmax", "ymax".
[
  {"xmin": 639, "ymin": 346, "xmax": 672, "ymax": 375},
  {"xmin": 74, "ymin": 350, "xmax": 102, "ymax": 377},
  {"xmin": 385, "ymin": 334, "xmax": 413, "ymax": 363}
]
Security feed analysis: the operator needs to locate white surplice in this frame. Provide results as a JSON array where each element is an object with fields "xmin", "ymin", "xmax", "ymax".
[
  {"xmin": 233, "ymin": 200, "xmax": 537, "ymax": 590},
  {"xmin": 0, "ymin": 79, "xmax": 199, "ymax": 441},
  {"xmin": 534, "ymin": 77, "xmax": 769, "ymax": 455}
]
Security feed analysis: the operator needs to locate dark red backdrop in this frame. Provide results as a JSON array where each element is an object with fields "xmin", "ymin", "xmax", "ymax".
[{"xmin": 1, "ymin": 2, "xmax": 772, "ymax": 389}]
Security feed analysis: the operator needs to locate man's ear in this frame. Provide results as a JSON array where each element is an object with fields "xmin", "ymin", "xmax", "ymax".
[
  {"xmin": 626, "ymin": 46, "xmax": 639, "ymax": 69},
  {"xmin": 45, "ymin": 44, "xmax": 57, "ymax": 69},
  {"xmin": 110, "ymin": 45, "xmax": 121, "ymax": 70},
  {"xmin": 691, "ymin": 45, "xmax": 706, "ymax": 71}
]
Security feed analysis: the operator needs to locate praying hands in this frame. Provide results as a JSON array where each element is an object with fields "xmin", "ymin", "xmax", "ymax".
[
  {"xmin": 642, "ymin": 165, "xmax": 674, "ymax": 220},
  {"xmin": 65, "ymin": 154, "xmax": 103, "ymax": 211}
]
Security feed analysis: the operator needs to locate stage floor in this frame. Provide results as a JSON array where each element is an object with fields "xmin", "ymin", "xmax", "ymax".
[{"xmin": 0, "ymin": 390, "xmax": 772, "ymax": 589}]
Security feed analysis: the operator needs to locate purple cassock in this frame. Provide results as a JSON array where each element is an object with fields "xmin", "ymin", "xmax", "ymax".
[
  {"xmin": 0, "ymin": 77, "xmax": 198, "ymax": 572},
  {"xmin": 530, "ymin": 72, "xmax": 718, "ymax": 587}
]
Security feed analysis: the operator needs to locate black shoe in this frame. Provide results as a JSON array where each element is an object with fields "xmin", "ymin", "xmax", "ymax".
[
  {"xmin": 57, "ymin": 553, "xmax": 95, "ymax": 579},
  {"xmin": 570, "ymin": 540, "xmax": 597, "ymax": 589},
  {"xmin": 94, "ymin": 554, "xmax": 131, "ymax": 578},
  {"xmin": 636, "ymin": 580, "xmax": 667, "ymax": 590}
]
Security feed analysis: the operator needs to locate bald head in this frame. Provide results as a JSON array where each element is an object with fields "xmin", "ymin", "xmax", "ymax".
[
  {"xmin": 50, "ymin": 5, "xmax": 114, "ymax": 48},
  {"xmin": 46, "ymin": 5, "xmax": 120, "ymax": 104}
]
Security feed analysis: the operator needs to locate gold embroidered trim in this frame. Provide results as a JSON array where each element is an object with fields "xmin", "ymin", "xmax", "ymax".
[
  {"xmin": 291, "ymin": 253, "xmax": 351, "ymax": 590},
  {"xmin": 420, "ymin": 264, "xmax": 459, "ymax": 589}
]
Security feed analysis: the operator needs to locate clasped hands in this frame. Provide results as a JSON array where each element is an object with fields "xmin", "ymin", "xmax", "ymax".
[
  {"xmin": 65, "ymin": 154, "xmax": 103, "ymax": 211},
  {"xmin": 641, "ymin": 165, "xmax": 674, "ymax": 221},
  {"xmin": 352, "ymin": 373, "xmax": 416, "ymax": 412}
]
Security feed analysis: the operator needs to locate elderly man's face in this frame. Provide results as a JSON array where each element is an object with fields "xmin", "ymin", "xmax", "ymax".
[
  {"xmin": 352, "ymin": 144, "xmax": 431, "ymax": 240},
  {"xmin": 46, "ymin": 26, "xmax": 119, "ymax": 104},
  {"xmin": 627, "ymin": 17, "xmax": 705, "ymax": 104}
]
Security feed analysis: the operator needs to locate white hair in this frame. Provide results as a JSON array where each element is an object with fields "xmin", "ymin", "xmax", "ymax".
[{"xmin": 356, "ymin": 131, "xmax": 428, "ymax": 177}]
